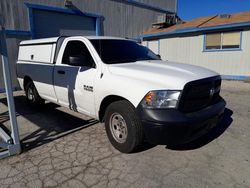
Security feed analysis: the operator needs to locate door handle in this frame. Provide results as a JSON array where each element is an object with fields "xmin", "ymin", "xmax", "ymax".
[{"xmin": 57, "ymin": 70, "xmax": 65, "ymax": 75}]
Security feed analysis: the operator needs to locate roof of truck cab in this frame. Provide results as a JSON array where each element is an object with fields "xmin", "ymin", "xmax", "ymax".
[
  {"xmin": 20, "ymin": 36, "xmax": 128, "ymax": 46},
  {"xmin": 84, "ymin": 36, "xmax": 127, "ymax": 40}
]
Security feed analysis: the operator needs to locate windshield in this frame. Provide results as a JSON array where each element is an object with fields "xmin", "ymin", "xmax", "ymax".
[{"xmin": 90, "ymin": 39, "xmax": 161, "ymax": 64}]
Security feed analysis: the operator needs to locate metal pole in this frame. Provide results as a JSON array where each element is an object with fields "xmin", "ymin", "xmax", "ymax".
[{"xmin": 0, "ymin": 18, "xmax": 21, "ymax": 154}]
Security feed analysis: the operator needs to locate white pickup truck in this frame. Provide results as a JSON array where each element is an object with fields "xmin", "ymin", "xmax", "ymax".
[{"xmin": 17, "ymin": 36, "xmax": 226, "ymax": 153}]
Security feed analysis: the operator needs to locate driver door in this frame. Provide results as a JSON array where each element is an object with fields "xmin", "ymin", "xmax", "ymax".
[{"xmin": 53, "ymin": 40, "xmax": 97, "ymax": 115}]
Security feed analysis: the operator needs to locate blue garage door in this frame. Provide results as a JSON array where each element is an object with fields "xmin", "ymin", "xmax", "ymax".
[{"xmin": 32, "ymin": 9, "xmax": 96, "ymax": 38}]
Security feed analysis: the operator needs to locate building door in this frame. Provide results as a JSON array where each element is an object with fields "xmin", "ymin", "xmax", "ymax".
[
  {"xmin": 147, "ymin": 40, "xmax": 160, "ymax": 55},
  {"xmin": 31, "ymin": 9, "xmax": 96, "ymax": 38}
]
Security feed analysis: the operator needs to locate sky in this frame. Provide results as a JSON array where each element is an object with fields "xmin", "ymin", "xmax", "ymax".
[{"xmin": 178, "ymin": 0, "xmax": 250, "ymax": 21}]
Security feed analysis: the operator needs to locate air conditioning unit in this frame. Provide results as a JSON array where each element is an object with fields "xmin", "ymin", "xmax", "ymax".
[
  {"xmin": 157, "ymin": 15, "xmax": 167, "ymax": 24},
  {"xmin": 153, "ymin": 14, "xmax": 183, "ymax": 28}
]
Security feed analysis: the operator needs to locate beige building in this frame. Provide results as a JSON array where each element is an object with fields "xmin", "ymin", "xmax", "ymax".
[{"xmin": 142, "ymin": 12, "xmax": 250, "ymax": 80}]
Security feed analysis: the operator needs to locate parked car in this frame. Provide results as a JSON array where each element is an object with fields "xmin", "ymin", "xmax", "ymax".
[{"xmin": 17, "ymin": 36, "xmax": 226, "ymax": 153}]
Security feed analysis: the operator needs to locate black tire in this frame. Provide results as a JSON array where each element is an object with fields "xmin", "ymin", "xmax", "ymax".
[
  {"xmin": 104, "ymin": 100, "xmax": 144, "ymax": 153},
  {"xmin": 25, "ymin": 81, "xmax": 45, "ymax": 106}
]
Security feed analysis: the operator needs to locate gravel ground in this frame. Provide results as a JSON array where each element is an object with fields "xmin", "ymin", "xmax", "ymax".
[{"xmin": 0, "ymin": 80, "xmax": 249, "ymax": 188}]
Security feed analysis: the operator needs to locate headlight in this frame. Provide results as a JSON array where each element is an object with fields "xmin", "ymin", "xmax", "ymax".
[{"xmin": 141, "ymin": 90, "xmax": 181, "ymax": 109}]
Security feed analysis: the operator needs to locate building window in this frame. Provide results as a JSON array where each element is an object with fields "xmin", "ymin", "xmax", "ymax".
[
  {"xmin": 222, "ymin": 32, "xmax": 241, "ymax": 49},
  {"xmin": 205, "ymin": 31, "xmax": 241, "ymax": 51},
  {"xmin": 206, "ymin": 33, "xmax": 221, "ymax": 50}
]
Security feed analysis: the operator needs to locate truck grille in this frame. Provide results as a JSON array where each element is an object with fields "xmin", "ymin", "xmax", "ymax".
[{"xmin": 178, "ymin": 76, "xmax": 222, "ymax": 113}]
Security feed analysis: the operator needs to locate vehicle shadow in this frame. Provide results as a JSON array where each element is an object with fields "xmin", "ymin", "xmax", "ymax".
[
  {"xmin": 166, "ymin": 108, "xmax": 233, "ymax": 151},
  {"xmin": 0, "ymin": 95, "xmax": 99, "ymax": 151},
  {"xmin": 0, "ymin": 95, "xmax": 233, "ymax": 153}
]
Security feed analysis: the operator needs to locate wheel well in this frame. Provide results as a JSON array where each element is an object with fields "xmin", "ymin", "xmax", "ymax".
[
  {"xmin": 99, "ymin": 95, "xmax": 128, "ymax": 122},
  {"xmin": 23, "ymin": 76, "xmax": 32, "ymax": 90}
]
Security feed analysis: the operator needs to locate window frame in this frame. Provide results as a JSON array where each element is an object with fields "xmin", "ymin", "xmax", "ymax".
[
  {"xmin": 89, "ymin": 39, "xmax": 161, "ymax": 64},
  {"xmin": 62, "ymin": 40, "xmax": 96, "ymax": 68},
  {"xmin": 203, "ymin": 31, "xmax": 242, "ymax": 52}
]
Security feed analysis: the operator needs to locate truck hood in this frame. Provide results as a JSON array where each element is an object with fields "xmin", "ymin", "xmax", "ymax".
[{"xmin": 107, "ymin": 60, "xmax": 219, "ymax": 90}]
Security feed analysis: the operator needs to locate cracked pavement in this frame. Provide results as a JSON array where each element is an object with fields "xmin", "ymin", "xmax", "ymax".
[{"xmin": 0, "ymin": 80, "xmax": 250, "ymax": 188}]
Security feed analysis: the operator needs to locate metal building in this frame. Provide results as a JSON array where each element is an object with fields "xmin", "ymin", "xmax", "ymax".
[
  {"xmin": 0, "ymin": 0, "xmax": 177, "ymax": 91},
  {"xmin": 142, "ymin": 12, "xmax": 250, "ymax": 80}
]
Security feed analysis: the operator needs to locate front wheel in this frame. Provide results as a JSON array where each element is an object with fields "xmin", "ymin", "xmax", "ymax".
[{"xmin": 104, "ymin": 100, "xmax": 144, "ymax": 153}]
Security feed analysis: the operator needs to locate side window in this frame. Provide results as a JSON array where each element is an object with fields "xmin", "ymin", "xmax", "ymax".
[{"xmin": 62, "ymin": 41, "xmax": 95, "ymax": 67}]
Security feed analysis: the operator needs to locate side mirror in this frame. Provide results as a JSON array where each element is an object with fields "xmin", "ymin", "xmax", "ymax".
[
  {"xmin": 156, "ymin": 54, "xmax": 161, "ymax": 59},
  {"xmin": 69, "ymin": 55, "xmax": 85, "ymax": 66},
  {"xmin": 69, "ymin": 55, "xmax": 95, "ymax": 68}
]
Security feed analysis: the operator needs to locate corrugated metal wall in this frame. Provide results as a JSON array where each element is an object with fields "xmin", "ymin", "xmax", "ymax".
[
  {"xmin": 0, "ymin": 37, "xmax": 30, "ymax": 91},
  {"xmin": 148, "ymin": 31, "xmax": 250, "ymax": 77},
  {"xmin": 0, "ymin": 0, "xmax": 177, "ymax": 90},
  {"xmin": 0, "ymin": 0, "xmax": 176, "ymax": 36}
]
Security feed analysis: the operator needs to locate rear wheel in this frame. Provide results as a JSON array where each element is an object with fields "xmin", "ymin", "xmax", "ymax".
[
  {"xmin": 104, "ymin": 100, "xmax": 144, "ymax": 153},
  {"xmin": 25, "ymin": 81, "xmax": 44, "ymax": 106}
]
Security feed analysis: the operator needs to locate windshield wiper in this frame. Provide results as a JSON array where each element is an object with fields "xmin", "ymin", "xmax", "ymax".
[
  {"xmin": 136, "ymin": 58, "xmax": 155, "ymax": 61},
  {"xmin": 108, "ymin": 59, "xmax": 136, "ymax": 64}
]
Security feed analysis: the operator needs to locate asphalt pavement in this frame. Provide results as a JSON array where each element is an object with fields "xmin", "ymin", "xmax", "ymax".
[{"xmin": 0, "ymin": 80, "xmax": 249, "ymax": 188}]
